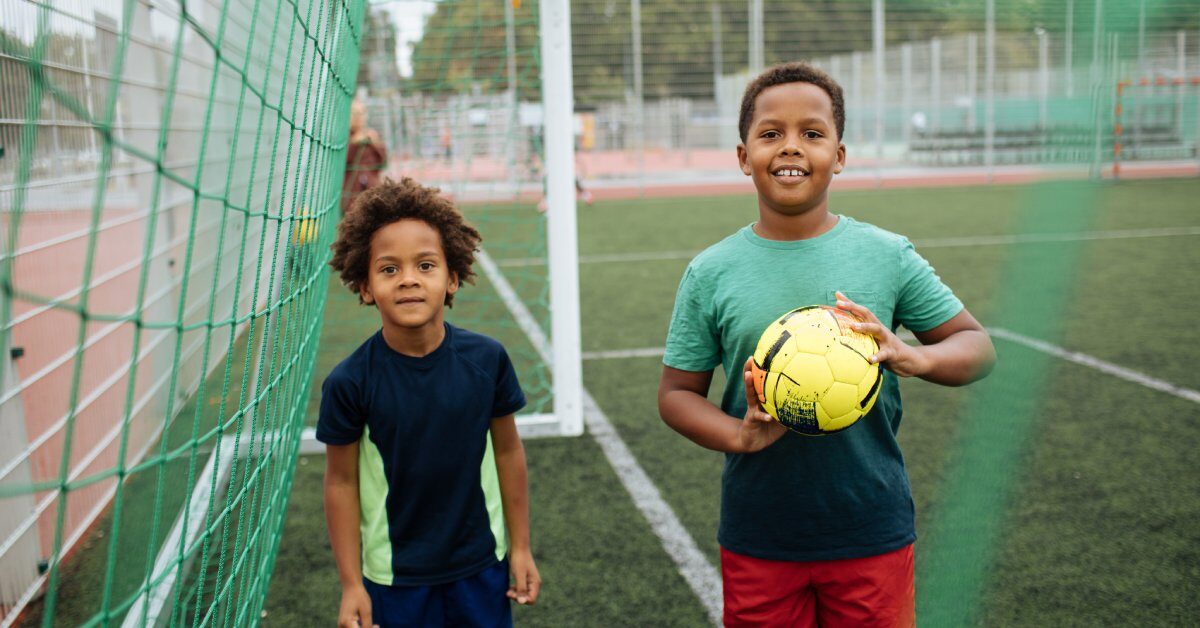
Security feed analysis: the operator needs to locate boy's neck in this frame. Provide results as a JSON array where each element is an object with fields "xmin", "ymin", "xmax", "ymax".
[
  {"xmin": 754, "ymin": 206, "xmax": 839, "ymax": 241},
  {"xmin": 380, "ymin": 317, "xmax": 447, "ymax": 357}
]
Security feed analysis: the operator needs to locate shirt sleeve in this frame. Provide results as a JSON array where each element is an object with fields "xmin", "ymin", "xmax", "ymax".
[
  {"xmin": 316, "ymin": 368, "xmax": 365, "ymax": 445},
  {"xmin": 893, "ymin": 239, "xmax": 963, "ymax": 332},
  {"xmin": 663, "ymin": 264, "xmax": 722, "ymax": 372},
  {"xmin": 492, "ymin": 346, "xmax": 527, "ymax": 418}
]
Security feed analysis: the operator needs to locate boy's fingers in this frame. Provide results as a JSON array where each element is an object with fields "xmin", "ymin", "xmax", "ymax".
[
  {"xmin": 742, "ymin": 362, "xmax": 761, "ymax": 403},
  {"xmin": 853, "ymin": 321, "xmax": 884, "ymax": 337},
  {"xmin": 510, "ymin": 570, "xmax": 533, "ymax": 604},
  {"xmin": 526, "ymin": 577, "xmax": 541, "ymax": 604},
  {"xmin": 836, "ymin": 291, "xmax": 882, "ymax": 323},
  {"xmin": 745, "ymin": 409, "xmax": 776, "ymax": 431}
]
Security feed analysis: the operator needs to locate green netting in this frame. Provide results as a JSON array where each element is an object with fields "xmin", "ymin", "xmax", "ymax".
[
  {"xmin": 359, "ymin": 0, "xmax": 555, "ymax": 418},
  {"xmin": 0, "ymin": 0, "xmax": 363, "ymax": 625}
]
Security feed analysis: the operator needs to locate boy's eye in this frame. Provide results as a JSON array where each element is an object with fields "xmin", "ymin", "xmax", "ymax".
[
  {"xmin": 761, "ymin": 130, "xmax": 781, "ymax": 139},
  {"xmin": 381, "ymin": 265, "xmax": 397, "ymax": 274},
  {"xmin": 418, "ymin": 262, "xmax": 435, "ymax": 271},
  {"xmin": 804, "ymin": 130, "xmax": 822, "ymax": 139}
]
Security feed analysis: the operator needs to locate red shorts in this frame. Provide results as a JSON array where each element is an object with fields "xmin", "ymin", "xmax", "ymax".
[{"xmin": 721, "ymin": 544, "xmax": 915, "ymax": 628}]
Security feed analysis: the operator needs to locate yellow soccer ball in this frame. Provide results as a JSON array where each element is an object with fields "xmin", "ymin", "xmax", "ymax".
[{"xmin": 750, "ymin": 305, "xmax": 883, "ymax": 435}]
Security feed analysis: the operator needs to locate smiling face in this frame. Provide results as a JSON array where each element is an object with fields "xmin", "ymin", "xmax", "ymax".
[
  {"xmin": 360, "ymin": 219, "xmax": 459, "ymax": 336},
  {"xmin": 737, "ymin": 81, "xmax": 846, "ymax": 220}
]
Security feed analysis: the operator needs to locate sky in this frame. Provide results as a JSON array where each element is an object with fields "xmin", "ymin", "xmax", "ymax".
[{"xmin": 373, "ymin": 0, "xmax": 437, "ymax": 77}]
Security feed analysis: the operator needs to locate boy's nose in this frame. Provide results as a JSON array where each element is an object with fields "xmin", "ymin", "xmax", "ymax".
[{"xmin": 777, "ymin": 138, "xmax": 806, "ymax": 153}]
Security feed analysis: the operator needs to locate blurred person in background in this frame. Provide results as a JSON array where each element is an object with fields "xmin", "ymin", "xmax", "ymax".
[{"xmin": 343, "ymin": 98, "xmax": 389, "ymax": 210}]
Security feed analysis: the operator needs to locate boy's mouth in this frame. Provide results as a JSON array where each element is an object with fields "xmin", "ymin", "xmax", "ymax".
[
  {"xmin": 772, "ymin": 166, "xmax": 809, "ymax": 182},
  {"xmin": 396, "ymin": 296, "xmax": 424, "ymax": 305}
]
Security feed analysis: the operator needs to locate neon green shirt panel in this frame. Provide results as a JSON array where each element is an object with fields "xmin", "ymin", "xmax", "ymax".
[
  {"xmin": 481, "ymin": 430, "xmax": 508, "ymax": 561},
  {"xmin": 359, "ymin": 426, "xmax": 393, "ymax": 584}
]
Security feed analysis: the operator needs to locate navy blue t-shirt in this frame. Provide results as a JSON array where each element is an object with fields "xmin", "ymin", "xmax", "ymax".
[{"xmin": 316, "ymin": 323, "xmax": 526, "ymax": 586}]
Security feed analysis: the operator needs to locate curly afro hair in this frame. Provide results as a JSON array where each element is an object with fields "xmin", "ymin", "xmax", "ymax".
[
  {"xmin": 738, "ymin": 61, "xmax": 845, "ymax": 144},
  {"xmin": 330, "ymin": 177, "xmax": 481, "ymax": 307}
]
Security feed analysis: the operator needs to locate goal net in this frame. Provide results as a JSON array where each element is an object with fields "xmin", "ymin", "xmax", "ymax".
[
  {"xmin": 1, "ymin": 0, "xmax": 360, "ymax": 624},
  {"xmin": 358, "ymin": 0, "xmax": 581, "ymax": 439},
  {"xmin": 0, "ymin": 0, "xmax": 582, "ymax": 624}
]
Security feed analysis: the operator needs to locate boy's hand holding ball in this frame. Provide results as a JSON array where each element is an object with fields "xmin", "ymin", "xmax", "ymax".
[
  {"xmin": 835, "ymin": 291, "xmax": 930, "ymax": 378},
  {"xmin": 738, "ymin": 357, "xmax": 788, "ymax": 452}
]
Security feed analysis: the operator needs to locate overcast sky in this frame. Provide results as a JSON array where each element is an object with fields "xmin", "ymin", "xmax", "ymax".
[{"xmin": 374, "ymin": 0, "xmax": 437, "ymax": 77}]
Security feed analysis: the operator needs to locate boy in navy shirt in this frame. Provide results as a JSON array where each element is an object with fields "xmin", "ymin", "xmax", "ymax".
[{"xmin": 319, "ymin": 178, "xmax": 539, "ymax": 627}]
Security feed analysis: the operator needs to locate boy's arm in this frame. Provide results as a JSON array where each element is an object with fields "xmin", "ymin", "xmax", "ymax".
[
  {"xmin": 325, "ymin": 442, "xmax": 373, "ymax": 628},
  {"xmin": 836, "ymin": 291, "xmax": 996, "ymax": 385},
  {"xmin": 658, "ymin": 359, "xmax": 787, "ymax": 453},
  {"xmin": 491, "ymin": 415, "xmax": 540, "ymax": 605}
]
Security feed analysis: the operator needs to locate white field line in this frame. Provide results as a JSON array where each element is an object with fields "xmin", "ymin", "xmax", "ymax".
[
  {"xmin": 989, "ymin": 327, "xmax": 1200, "ymax": 405},
  {"xmin": 582, "ymin": 347, "xmax": 666, "ymax": 360},
  {"xmin": 123, "ymin": 436, "xmax": 238, "ymax": 628},
  {"xmin": 495, "ymin": 226, "xmax": 1200, "ymax": 267},
  {"xmin": 474, "ymin": 248, "xmax": 724, "ymax": 626}
]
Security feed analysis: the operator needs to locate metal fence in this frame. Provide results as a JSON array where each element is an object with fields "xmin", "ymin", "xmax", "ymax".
[{"xmin": 362, "ymin": 0, "xmax": 1199, "ymax": 197}]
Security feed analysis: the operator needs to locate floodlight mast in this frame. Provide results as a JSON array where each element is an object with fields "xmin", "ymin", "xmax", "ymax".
[{"xmin": 538, "ymin": 0, "xmax": 584, "ymax": 437}]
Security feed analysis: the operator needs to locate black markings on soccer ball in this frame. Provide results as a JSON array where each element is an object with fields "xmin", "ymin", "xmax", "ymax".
[
  {"xmin": 859, "ymin": 369, "xmax": 883, "ymax": 409},
  {"xmin": 777, "ymin": 395, "xmax": 820, "ymax": 435},
  {"xmin": 838, "ymin": 339, "xmax": 871, "ymax": 361},
  {"xmin": 760, "ymin": 330, "xmax": 791, "ymax": 372},
  {"xmin": 777, "ymin": 304, "xmax": 820, "ymax": 326}
]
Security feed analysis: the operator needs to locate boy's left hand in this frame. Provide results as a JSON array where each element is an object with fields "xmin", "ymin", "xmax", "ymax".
[
  {"xmin": 507, "ymin": 548, "xmax": 541, "ymax": 605},
  {"xmin": 835, "ymin": 291, "xmax": 930, "ymax": 378}
]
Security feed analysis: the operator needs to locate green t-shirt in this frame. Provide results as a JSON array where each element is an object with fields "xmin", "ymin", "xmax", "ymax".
[{"xmin": 663, "ymin": 216, "xmax": 962, "ymax": 561}]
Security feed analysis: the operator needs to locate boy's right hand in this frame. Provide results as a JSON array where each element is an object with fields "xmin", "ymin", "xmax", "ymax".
[
  {"xmin": 737, "ymin": 357, "xmax": 787, "ymax": 453},
  {"xmin": 338, "ymin": 584, "xmax": 376, "ymax": 628}
]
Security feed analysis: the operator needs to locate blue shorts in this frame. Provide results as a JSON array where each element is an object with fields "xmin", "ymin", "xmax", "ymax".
[{"xmin": 362, "ymin": 560, "xmax": 512, "ymax": 628}]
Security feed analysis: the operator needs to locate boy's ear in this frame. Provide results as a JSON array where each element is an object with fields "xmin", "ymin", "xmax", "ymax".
[
  {"xmin": 833, "ymin": 142, "xmax": 846, "ymax": 175},
  {"xmin": 447, "ymin": 271, "xmax": 460, "ymax": 296},
  {"xmin": 736, "ymin": 143, "xmax": 751, "ymax": 176},
  {"xmin": 359, "ymin": 282, "xmax": 375, "ymax": 305}
]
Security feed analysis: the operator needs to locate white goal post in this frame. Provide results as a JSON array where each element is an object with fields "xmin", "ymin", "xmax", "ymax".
[{"xmin": 519, "ymin": 0, "xmax": 583, "ymax": 438}]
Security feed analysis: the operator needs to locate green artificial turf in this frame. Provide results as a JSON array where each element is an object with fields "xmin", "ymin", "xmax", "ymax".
[
  {"xmin": 266, "ymin": 179, "xmax": 1198, "ymax": 626},
  {"xmin": 41, "ymin": 179, "xmax": 1195, "ymax": 626}
]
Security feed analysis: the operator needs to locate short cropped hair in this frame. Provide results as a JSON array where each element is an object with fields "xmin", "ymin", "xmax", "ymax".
[
  {"xmin": 738, "ymin": 61, "xmax": 846, "ymax": 143},
  {"xmin": 330, "ymin": 177, "xmax": 480, "ymax": 307}
]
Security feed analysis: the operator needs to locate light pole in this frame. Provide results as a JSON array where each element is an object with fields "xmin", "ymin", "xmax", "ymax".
[
  {"xmin": 749, "ymin": 0, "xmax": 763, "ymax": 74},
  {"xmin": 1036, "ymin": 26, "xmax": 1048, "ymax": 130}
]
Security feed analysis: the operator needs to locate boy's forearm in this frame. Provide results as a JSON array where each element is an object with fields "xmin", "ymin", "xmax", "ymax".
[
  {"xmin": 658, "ymin": 388, "xmax": 744, "ymax": 453},
  {"xmin": 494, "ymin": 445, "xmax": 531, "ymax": 551},
  {"xmin": 914, "ymin": 329, "xmax": 996, "ymax": 386},
  {"xmin": 324, "ymin": 479, "xmax": 365, "ymax": 588}
]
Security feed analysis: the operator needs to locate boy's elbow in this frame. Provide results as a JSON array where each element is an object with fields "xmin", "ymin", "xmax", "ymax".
[
  {"xmin": 324, "ymin": 470, "xmax": 357, "ymax": 496},
  {"xmin": 966, "ymin": 333, "xmax": 998, "ymax": 384},
  {"xmin": 980, "ymin": 341, "xmax": 998, "ymax": 379},
  {"xmin": 323, "ymin": 443, "xmax": 360, "ymax": 489},
  {"xmin": 657, "ymin": 384, "xmax": 679, "ymax": 427}
]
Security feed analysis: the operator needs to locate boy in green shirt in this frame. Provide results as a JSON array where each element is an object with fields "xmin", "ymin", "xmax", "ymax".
[{"xmin": 658, "ymin": 62, "xmax": 996, "ymax": 626}]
